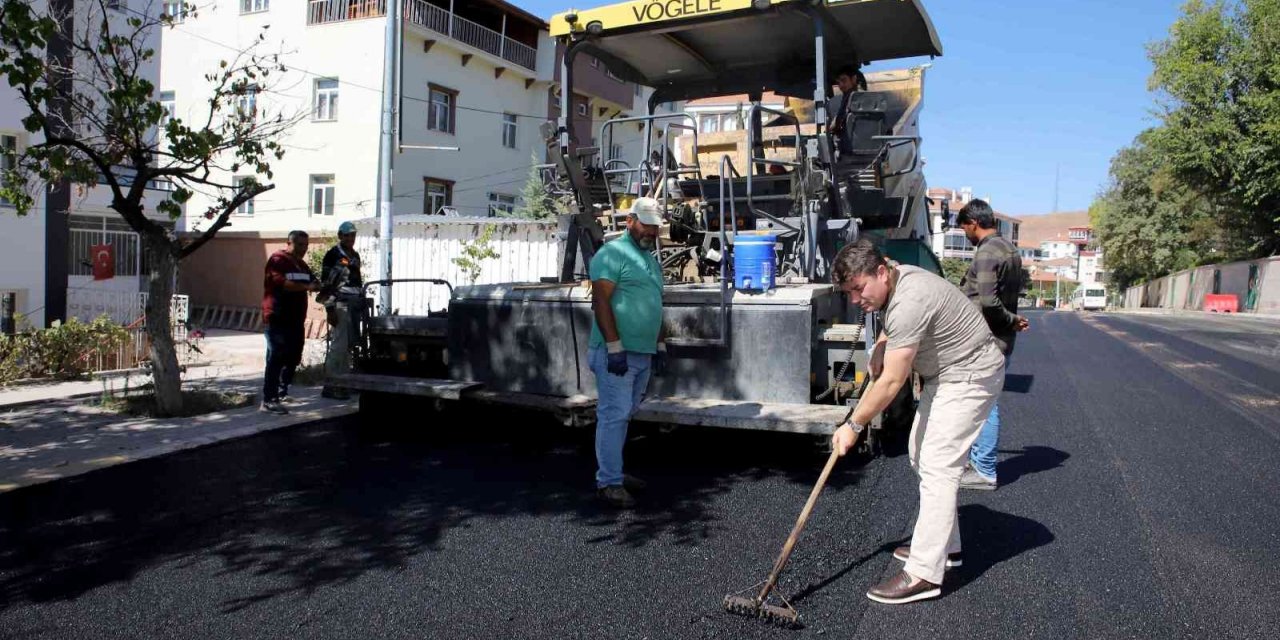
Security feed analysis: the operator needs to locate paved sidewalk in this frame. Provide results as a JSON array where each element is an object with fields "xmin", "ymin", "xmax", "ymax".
[
  {"xmin": 1110, "ymin": 307, "xmax": 1280, "ymax": 323},
  {"xmin": 0, "ymin": 330, "xmax": 355, "ymax": 493}
]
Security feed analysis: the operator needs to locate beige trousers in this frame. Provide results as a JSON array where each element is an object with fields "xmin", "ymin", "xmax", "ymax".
[{"xmin": 903, "ymin": 365, "xmax": 1004, "ymax": 584}]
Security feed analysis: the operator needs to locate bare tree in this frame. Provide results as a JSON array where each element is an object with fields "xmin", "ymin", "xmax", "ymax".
[{"xmin": 0, "ymin": 0, "xmax": 302, "ymax": 415}]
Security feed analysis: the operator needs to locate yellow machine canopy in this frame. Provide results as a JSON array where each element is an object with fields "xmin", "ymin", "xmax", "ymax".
[{"xmin": 551, "ymin": 0, "xmax": 942, "ymax": 101}]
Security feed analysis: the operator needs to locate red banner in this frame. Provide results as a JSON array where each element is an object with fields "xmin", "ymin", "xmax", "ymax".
[{"xmin": 91, "ymin": 244, "xmax": 115, "ymax": 281}]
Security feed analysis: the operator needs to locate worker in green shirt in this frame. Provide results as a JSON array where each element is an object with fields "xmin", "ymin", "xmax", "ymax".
[{"xmin": 588, "ymin": 197, "xmax": 668, "ymax": 509}]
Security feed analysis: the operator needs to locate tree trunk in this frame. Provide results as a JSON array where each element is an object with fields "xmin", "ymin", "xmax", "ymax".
[{"xmin": 145, "ymin": 232, "xmax": 183, "ymax": 416}]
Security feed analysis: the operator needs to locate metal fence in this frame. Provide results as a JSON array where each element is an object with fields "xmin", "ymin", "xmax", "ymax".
[
  {"xmin": 64, "ymin": 289, "xmax": 193, "ymax": 372},
  {"xmin": 307, "ymin": 0, "xmax": 386, "ymax": 25},
  {"xmin": 307, "ymin": 0, "xmax": 540, "ymax": 71}
]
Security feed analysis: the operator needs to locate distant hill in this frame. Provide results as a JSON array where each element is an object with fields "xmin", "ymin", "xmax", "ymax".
[{"xmin": 1015, "ymin": 210, "xmax": 1090, "ymax": 249}]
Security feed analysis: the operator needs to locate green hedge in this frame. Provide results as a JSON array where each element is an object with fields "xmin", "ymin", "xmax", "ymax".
[{"xmin": 0, "ymin": 316, "xmax": 131, "ymax": 385}]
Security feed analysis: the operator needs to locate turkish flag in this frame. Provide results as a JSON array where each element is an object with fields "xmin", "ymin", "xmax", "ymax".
[{"xmin": 91, "ymin": 244, "xmax": 115, "ymax": 280}]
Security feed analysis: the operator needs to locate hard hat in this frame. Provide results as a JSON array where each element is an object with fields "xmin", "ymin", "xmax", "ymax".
[
  {"xmin": 629, "ymin": 197, "xmax": 663, "ymax": 226},
  {"xmin": 338, "ymin": 221, "xmax": 357, "ymax": 235}
]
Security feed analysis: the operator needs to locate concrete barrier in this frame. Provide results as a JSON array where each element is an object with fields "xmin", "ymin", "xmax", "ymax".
[{"xmin": 1123, "ymin": 255, "xmax": 1279, "ymax": 315}]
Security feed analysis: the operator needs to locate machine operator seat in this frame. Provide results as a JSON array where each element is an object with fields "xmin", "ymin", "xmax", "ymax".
[{"xmin": 835, "ymin": 93, "xmax": 890, "ymax": 189}]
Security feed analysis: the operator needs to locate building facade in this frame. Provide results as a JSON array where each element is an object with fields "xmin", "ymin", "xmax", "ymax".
[
  {"xmin": 925, "ymin": 187, "xmax": 1021, "ymax": 261},
  {"xmin": 160, "ymin": 0, "xmax": 665, "ymax": 311},
  {"xmin": 1, "ymin": 0, "xmax": 166, "ymax": 328}
]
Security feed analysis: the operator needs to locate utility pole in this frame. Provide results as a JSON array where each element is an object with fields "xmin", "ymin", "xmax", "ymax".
[{"xmin": 376, "ymin": 0, "xmax": 402, "ymax": 314}]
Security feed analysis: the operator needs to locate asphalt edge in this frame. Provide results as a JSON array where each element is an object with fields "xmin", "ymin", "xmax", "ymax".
[{"xmin": 0, "ymin": 400, "xmax": 358, "ymax": 494}]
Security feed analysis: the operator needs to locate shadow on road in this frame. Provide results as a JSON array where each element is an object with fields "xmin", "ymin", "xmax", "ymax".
[
  {"xmin": 997, "ymin": 445, "xmax": 1070, "ymax": 485},
  {"xmin": 1003, "ymin": 374, "xmax": 1035, "ymax": 394},
  {"xmin": 947, "ymin": 504, "xmax": 1055, "ymax": 593},
  {"xmin": 0, "ymin": 403, "xmax": 877, "ymax": 615}
]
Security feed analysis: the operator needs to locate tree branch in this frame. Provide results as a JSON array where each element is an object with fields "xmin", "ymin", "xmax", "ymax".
[{"xmin": 178, "ymin": 183, "xmax": 275, "ymax": 259}]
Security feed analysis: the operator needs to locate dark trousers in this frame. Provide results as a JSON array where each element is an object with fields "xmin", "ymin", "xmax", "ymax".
[{"xmin": 263, "ymin": 319, "xmax": 305, "ymax": 402}]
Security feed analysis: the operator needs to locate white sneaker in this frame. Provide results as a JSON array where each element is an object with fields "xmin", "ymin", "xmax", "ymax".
[{"xmin": 959, "ymin": 467, "xmax": 997, "ymax": 491}]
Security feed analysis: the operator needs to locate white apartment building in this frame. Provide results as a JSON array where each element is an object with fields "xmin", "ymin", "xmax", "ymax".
[
  {"xmin": 1078, "ymin": 250, "xmax": 1101, "ymax": 285},
  {"xmin": 925, "ymin": 187, "xmax": 1020, "ymax": 261},
  {"xmin": 1, "ymin": 0, "xmax": 166, "ymax": 328},
  {"xmin": 684, "ymin": 92, "xmax": 787, "ymax": 134},
  {"xmin": 1040, "ymin": 240, "xmax": 1077, "ymax": 261},
  {"xmin": 161, "ymin": 0, "xmax": 659, "ymax": 228},
  {"xmin": 160, "ymin": 0, "xmax": 668, "ymax": 311}
]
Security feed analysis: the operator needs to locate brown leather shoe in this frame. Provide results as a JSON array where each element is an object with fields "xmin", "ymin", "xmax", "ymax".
[
  {"xmin": 893, "ymin": 545, "xmax": 963, "ymax": 568},
  {"xmin": 866, "ymin": 570, "xmax": 941, "ymax": 604}
]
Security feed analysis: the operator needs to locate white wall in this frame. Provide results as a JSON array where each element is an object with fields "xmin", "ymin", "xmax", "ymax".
[{"xmin": 353, "ymin": 216, "xmax": 560, "ymax": 313}]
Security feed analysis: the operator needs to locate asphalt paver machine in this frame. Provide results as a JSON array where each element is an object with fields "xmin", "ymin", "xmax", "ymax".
[{"xmin": 339, "ymin": 0, "xmax": 946, "ymax": 445}]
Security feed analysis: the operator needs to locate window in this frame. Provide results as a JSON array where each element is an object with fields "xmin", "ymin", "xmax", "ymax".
[
  {"xmin": 313, "ymin": 78, "xmax": 338, "ymax": 121},
  {"xmin": 576, "ymin": 102, "xmax": 588, "ymax": 117},
  {"xmin": 424, "ymin": 178, "xmax": 452, "ymax": 215},
  {"xmin": 501, "ymin": 113, "xmax": 517, "ymax": 149},
  {"xmin": 720, "ymin": 113, "xmax": 739, "ymax": 131},
  {"xmin": 428, "ymin": 85, "xmax": 456, "ymax": 134},
  {"xmin": 944, "ymin": 232, "xmax": 973, "ymax": 252},
  {"xmin": 488, "ymin": 192, "xmax": 516, "ymax": 216},
  {"xmin": 106, "ymin": 0, "xmax": 126, "ymax": 11},
  {"xmin": 241, "ymin": 0, "xmax": 269, "ymax": 14},
  {"xmin": 232, "ymin": 176, "xmax": 255, "ymax": 215},
  {"xmin": 699, "ymin": 114, "xmax": 720, "ymax": 133},
  {"xmin": 310, "ymin": 175, "xmax": 334, "ymax": 216},
  {"xmin": 235, "ymin": 85, "xmax": 257, "ymax": 121},
  {"xmin": 161, "ymin": 1, "xmax": 185, "ymax": 21},
  {"xmin": 158, "ymin": 91, "xmax": 175, "ymax": 130},
  {"xmin": 1, "ymin": 134, "xmax": 18, "ymax": 207},
  {"xmin": 609, "ymin": 143, "xmax": 623, "ymax": 161}
]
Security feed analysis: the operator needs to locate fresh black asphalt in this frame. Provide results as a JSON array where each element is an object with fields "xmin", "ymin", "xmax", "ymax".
[{"xmin": 2, "ymin": 309, "xmax": 1278, "ymax": 639}]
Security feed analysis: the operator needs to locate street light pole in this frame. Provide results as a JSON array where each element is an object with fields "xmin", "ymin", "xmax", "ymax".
[{"xmin": 376, "ymin": 0, "xmax": 402, "ymax": 315}]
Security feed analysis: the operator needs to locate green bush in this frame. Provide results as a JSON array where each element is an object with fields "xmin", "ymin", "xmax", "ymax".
[{"xmin": 0, "ymin": 316, "xmax": 131, "ymax": 385}]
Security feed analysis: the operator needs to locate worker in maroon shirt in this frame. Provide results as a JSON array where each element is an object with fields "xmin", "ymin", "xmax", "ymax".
[{"xmin": 261, "ymin": 230, "xmax": 319, "ymax": 414}]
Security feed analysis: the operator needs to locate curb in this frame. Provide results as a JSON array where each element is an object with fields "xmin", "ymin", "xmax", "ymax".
[
  {"xmin": 1109, "ymin": 308, "xmax": 1280, "ymax": 323},
  {"xmin": 0, "ymin": 400, "xmax": 359, "ymax": 494},
  {"xmin": 0, "ymin": 371, "xmax": 265, "ymax": 412}
]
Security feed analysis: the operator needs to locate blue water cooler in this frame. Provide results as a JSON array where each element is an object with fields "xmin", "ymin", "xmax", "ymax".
[{"xmin": 733, "ymin": 234, "xmax": 778, "ymax": 292}]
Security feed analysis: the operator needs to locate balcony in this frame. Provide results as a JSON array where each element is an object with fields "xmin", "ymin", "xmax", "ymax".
[{"xmin": 306, "ymin": 0, "xmax": 538, "ymax": 71}]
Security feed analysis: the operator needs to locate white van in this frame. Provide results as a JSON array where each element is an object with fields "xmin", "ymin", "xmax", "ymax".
[{"xmin": 1071, "ymin": 286, "xmax": 1107, "ymax": 311}]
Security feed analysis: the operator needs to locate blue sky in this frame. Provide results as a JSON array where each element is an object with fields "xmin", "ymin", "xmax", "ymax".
[{"xmin": 519, "ymin": 0, "xmax": 1184, "ymax": 216}]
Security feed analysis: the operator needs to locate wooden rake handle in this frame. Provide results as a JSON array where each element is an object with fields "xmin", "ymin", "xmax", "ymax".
[
  {"xmin": 755, "ymin": 447, "xmax": 841, "ymax": 602},
  {"xmin": 755, "ymin": 378, "xmax": 874, "ymax": 603}
]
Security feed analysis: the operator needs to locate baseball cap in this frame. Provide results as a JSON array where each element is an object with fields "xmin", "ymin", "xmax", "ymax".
[
  {"xmin": 338, "ymin": 221, "xmax": 357, "ymax": 235},
  {"xmin": 629, "ymin": 197, "xmax": 663, "ymax": 226}
]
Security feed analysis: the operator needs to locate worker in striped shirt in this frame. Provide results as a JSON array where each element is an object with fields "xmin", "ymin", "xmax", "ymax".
[{"xmin": 956, "ymin": 199, "xmax": 1030, "ymax": 490}]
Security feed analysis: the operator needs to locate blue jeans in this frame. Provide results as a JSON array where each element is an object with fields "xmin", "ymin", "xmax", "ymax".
[
  {"xmin": 968, "ymin": 359, "xmax": 1009, "ymax": 479},
  {"xmin": 589, "ymin": 346, "xmax": 652, "ymax": 488},
  {"xmin": 263, "ymin": 320, "xmax": 305, "ymax": 402}
]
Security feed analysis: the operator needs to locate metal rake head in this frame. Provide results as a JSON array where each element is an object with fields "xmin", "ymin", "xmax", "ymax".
[{"xmin": 721, "ymin": 583, "xmax": 801, "ymax": 629}]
